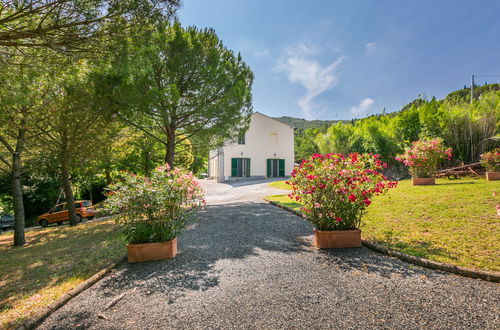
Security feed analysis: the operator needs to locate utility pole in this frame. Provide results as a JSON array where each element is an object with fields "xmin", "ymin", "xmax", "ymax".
[{"xmin": 470, "ymin": 74, "xmax": 474, "ymax": 104}]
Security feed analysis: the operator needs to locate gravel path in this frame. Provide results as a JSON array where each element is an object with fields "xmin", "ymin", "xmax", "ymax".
[{"xmin": 38, "ymin": 180, "xmax": 500, "ymax": 329}]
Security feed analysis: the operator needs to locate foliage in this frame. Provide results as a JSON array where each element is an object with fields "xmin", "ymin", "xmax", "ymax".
[
  {"xmin": 266, "ymin": 177, "xmax": 500, "ymax": 271},
  {"xmin": 100, "ymin": 22, "xmax": 254, "ymax": 166},
  {"xmin": 294, "ymin": 128, "xmax": 320, "ymax": 163},
  {"xmin": 315, "ymin": 122, "xmax": 356, "ymax": 155},
  {"xmin": 104, "ymin": 165, "xmax": 205, "ymax": 244},
  {"xmin": 292, "ymin": 88, "xmax": 499, "ymax": 170},
  {"xmin": 31, "ymin": 61, "xmax": 112, "ymax": 226},
  {"xmin": 480, "ymin": 148, "xmax": 500, "ymax": 171},
  {"xmin": 0, "ymin": 0, "xmax": 180, "ymax": 56},
  {"xmin": 396, "ymin": 138, "xmax": 452, "ymax": 178},
  {"xmin": 287, "ymin": 153, "xmax": 396, "ymax": 230},
  {"xmin": 273, "ymin": 116, "xmax": 338, "ymax": 131}
]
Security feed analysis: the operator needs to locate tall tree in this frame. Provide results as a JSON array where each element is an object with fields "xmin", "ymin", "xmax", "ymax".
[
  {"xmin": 0, "ymin": 63, "xmax": 50, "ymax": 245},
  {"xmin": 33, "ymin": 62, "xmax": 111, "ymax": 225},
  {"xmin": 102, "ymin": 22, "xmax": 254, "ymax": 167}
]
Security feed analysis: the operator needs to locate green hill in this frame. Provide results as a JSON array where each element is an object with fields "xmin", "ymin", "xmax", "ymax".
[{"xmin": 272, "ymin": 116, "xmax": 339, "ymax": 131}]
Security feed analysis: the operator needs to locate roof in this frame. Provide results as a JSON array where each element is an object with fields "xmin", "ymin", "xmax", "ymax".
[{"xmin": 253, "ymin": 112, "xmax": 295, "ymax": 129}]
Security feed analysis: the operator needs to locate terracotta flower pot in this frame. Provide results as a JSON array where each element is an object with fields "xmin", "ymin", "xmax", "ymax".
[
  {"xmin": 313, "ymin": 228, "xmax": 361, "ymax": 249},
  {"xmin": 486, "ymin": 172, "xmax": 500, "ymax": 181},
  {"xmin": 126, "ymin": 238, "xmax": 177, "ymax": 263},
  {"xmin": 411, "ymin": 177, "xmax": 435, "ymax": 186}
]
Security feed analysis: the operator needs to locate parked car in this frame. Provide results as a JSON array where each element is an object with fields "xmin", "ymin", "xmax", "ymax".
[
  {"xmin": 0, "ymin": 213, "xmax": 15, "ymax": 231},
  {"xmin": 37, "ymin": 200, "xmax": 96, "ymax": 227}
]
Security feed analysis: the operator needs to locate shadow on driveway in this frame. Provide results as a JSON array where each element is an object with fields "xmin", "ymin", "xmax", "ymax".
[{"xmin": 97, "ymin": 202, "xmax": 443, "ymax": 302}]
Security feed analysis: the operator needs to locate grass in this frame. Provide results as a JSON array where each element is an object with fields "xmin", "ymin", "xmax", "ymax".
[
  {"xmin": 266, "ymin": 178, "xmax": 500, "ymax": 272},
  {"xmin": 0, "ymin": 219, "xmax": 125, "ymax": 329}
]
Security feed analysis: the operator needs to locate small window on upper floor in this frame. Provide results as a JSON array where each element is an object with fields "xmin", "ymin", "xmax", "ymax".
[{"xmin": 238, "ymin": 134, "xmax": 246, "ymax": 145}]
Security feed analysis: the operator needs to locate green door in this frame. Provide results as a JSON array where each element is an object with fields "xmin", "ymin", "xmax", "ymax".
[
  {"xmin": 266, "ymin": 159, "xmax": 272, "ymax": 177},
  {"xmin": 231, "ymin": 158, "xmax": 238, "ymax": 177},
  {"xmin": 278, "ymin": 159, "xmax": 285, "ymax": 177},
  {"xmin": 245, "ymin": 158, "xmax": 251, "ymax": 177}
]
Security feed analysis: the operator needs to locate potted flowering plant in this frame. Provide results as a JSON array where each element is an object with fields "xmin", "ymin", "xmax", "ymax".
[
  {"xmin": 480, "ymin": 148, "xmax": 500, "ymax": 181},
  {"xmin": 287, "ymin": 153, "xmax": 397, "ymax": 248},
  {"xmin": 395, "ymin": 138, "xmax": 452, "ymax": 186},
  {"xmin": 104, "ymin": 164, "xmax": 205, "ymax": 263}
]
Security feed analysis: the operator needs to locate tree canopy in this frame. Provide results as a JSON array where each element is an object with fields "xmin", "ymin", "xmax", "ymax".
[
  {"xmin": 102, "ymin": 22, "xmax": 254, "ymax": 166},
  {"xmin": 0, "ymin": 0, "xmax": 179, "ymax": 57}
]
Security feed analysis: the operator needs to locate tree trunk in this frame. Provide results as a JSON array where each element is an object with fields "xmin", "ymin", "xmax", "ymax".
[
  {"xmin": 104, "ymin": 165, "xmax": 112, "ymax": 185},
  {"xmin": 165, "ymin": 130, "xmax": 176, "ymax": 167},
  {"xmin": 60, "ymin": 136, "xmax": 79, "ymax": 226},
  {"xmin": 11, "ymin": 152, "xmax": 25, "ymax": 246},
  {"xmin": 11, "ymin": 118, "xmax": 27, "ymax": 246},
  {"xmin": 143, "ymin": 148, "xmax": 151, "ymax": 177}
]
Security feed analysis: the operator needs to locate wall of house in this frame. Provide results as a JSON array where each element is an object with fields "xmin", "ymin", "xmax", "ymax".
[
  {"xmin": 221, "ymin": 112, "xmax": 294, "ymax": 180},
  {"xmin": 208, "ymin": 149, "xmax": 218, "ymax": 179}
]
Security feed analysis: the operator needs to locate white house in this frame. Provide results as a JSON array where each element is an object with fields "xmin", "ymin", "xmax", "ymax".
[{"xmin": 208, "ymin": 112, "xmax": 295, "ymax": 182}]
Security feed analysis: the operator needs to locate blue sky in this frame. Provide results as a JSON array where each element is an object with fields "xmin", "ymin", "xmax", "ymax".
[{"xmin": 179, "ymin": 1, "xmax": 500, "ymax": 120}]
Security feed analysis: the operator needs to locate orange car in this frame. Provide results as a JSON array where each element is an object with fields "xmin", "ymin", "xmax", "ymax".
[{"xmin": 38, "ymin": 200, "xmax": 96, "ymax": 227}]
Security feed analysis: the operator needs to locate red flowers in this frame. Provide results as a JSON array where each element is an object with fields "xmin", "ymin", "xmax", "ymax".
[
  {"xmin": 286, "ymin": 152, "xmax": 397, "ymax": 230},
  {"xmin": 396, "ymin": 138, "xmax": 452, "ymax": 178},
  {"xmin": 480, "ymin": 148, "xmax": 500, "ymax": 172}
]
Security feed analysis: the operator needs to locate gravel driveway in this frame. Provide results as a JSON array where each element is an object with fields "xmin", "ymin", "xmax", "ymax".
[{"xmin": 39, "ymin": 179, "xmax": 500, "ymax": 329}]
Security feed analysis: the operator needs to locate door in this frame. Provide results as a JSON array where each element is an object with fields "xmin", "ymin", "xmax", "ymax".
[
  {"xmin": 49, "ymin": 204, "xmax": 66, "ymax": 223},
  {"xmin": 267, "ymin": 159, "xmax": 285, "ymax": 177},
  {"xmin": 231, "ymin": 158, "xmax": 251, "ymax": 177}
]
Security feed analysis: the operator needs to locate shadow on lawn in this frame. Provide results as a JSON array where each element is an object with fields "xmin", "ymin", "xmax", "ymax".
[
  {"xmin": 0, "ymin": 221, "xmax": 123, "ymax": 325},
  {"xmin": 437, "ymin": 181, "xmax": 477, "ymax": 185}
]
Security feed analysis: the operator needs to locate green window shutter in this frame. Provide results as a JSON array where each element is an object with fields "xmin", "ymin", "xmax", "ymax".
[
  {"xmin": 231, "ymin": 158, "xmax": 238, "ymax": 177},
  {"xmin": 245, "ymin": 158, "xmax": 251, "ymax": 177},
  {"xmin": 278, "ymin": 159, "xmax": 285, "ymax": 177},
  {"xmin": 266, "ymin": 159, "xmax": 271, "ymax": 177}
]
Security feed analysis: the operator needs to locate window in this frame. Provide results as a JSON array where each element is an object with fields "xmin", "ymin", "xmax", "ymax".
[
  {"xmin": 52, "ymin": 204, "xmax": 64, "ymax": 213},
  {"xmin": 238, "ymin": 134, "xmax": 246, "ymax": 145}
]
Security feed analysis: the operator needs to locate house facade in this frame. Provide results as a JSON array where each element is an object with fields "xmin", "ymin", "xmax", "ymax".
[{"xmin": 208, "ymin": 112, "xmax": 294, "ymax": 182}]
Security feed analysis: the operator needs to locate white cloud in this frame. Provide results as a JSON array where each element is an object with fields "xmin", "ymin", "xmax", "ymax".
[
  {"xmin": 350, "ymin": 98, "xmax": 374, "ymax": 115},
  {"xmin": 275, "ymin": 44, "xmax": 345, "ymax": 119},
  {"xmin": 365, "ymin": 42, "xmax": 376, "ymax": 54},
  {"xmin": 252, "ymin": 48, "xmax": 270, "ymax": 58}
]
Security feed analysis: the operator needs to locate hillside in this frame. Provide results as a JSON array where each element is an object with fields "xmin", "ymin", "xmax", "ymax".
[{"xmin": 272, "ymin": 116, "xmax": 339, "ymax": 131}]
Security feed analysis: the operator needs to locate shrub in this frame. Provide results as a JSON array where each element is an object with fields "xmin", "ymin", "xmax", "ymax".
[
  {"xmin": 287, "ymin": 153, "xmax": 397, "ymax": 230},
  {"xmin": 480, "ymin": 148, "xmax": 500, "ymax": 172},
  {"xmin": 395, "ymin": 138, "xmax": 452, "ymax": 178},
  {"xmin": 104, "ymin": 164, "xmax": 205, "ymax": 244}
]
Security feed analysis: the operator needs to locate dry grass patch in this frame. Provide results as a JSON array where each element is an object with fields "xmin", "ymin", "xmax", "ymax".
[{"xmin": 0, "ymin": 219, "xmax": 125, "ymax": 329}]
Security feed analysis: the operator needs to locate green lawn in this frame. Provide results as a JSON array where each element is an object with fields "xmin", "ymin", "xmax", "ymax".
[
  {"xmin": 266, "ymin": 178, "xmax": 500, "ymax": 272},
  {"xmin": 0, "ymin": 220, "xmax": 125, "ymax": 329}
]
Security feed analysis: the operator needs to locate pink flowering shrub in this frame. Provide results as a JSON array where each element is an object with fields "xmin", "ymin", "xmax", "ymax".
[
  {"xmin": 104, "ymin": 164, "xmax": 205, "ymax": 244},
  {"xmin": 480, "ymin": 148, "xmax": 500, "ymax": 172},
  {"xmin": 395, "ymin": 138, "xmax": 452, "ymax": 178},
  {"xmin": 287, "ymin": 153, "xmax": 397, "ymax": 231}
]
